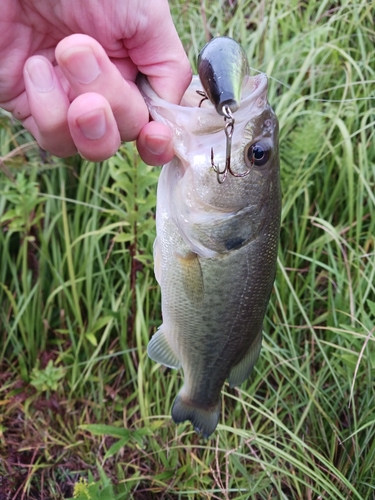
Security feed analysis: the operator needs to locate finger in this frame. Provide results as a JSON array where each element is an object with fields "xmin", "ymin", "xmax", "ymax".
[
  {"xmin": 127, "ymin": 1, "xmax": 192, "ymax": 104},
  {"xmin": 68, "ymin": 93, "xmax": 121, "ymax": 162},
  {"xmin": 55, "ymin": 34, "xmax": 149, "ymax": 142},
  {"xmin": 136, "ymin": 121, "xmax": 174, "ymax": 166},
  {"xmin": 23, "ymin": 56, "xmax": 77, "ymax": 157}
]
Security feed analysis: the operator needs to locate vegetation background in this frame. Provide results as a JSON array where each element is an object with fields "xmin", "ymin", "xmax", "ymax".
[{"xmin": 0, "ymin": 0, "xmax": 374, "ymax": 498}]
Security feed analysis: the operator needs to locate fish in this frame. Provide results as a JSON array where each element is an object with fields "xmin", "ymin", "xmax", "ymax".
[{"xmin": 138, "ymin": 36, "xmax": 281, "ymax": 438}]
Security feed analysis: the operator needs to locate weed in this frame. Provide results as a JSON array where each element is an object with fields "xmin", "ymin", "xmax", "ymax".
[{"xmin": 1, "ymin": 0, "xmax": 374, "ymax": 498}]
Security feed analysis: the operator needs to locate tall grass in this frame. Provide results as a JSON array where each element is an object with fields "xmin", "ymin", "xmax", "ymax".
[{"xmin": 0, "ymin": 0, "xmax": 374, "ymax": 498}]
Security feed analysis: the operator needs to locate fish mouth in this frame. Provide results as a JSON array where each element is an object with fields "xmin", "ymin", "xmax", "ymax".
[
  {"xmin": 138, "ymin": 73, "xmax": 269, "ymax": 129},
  {"xmin": 178, "ymin": 73, "xmax": 268, "ymax": 111},
  {"xmin": 138, "ymin": 72, "xmax": 271, "ymax": 177}
]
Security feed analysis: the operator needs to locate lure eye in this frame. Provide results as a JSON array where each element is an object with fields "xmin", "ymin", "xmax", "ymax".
[{"xmin": 245, "ymin": 142, "xmax": 270, "ymax": 168}]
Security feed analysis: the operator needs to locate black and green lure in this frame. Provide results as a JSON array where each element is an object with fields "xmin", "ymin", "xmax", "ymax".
[
  {"xmin": 198, "ymin": 36, "xmax": 249, "ymax": 116},
  {"xmin": 198, "ymin": 37, "xmax": 250, "ymax": 183}
]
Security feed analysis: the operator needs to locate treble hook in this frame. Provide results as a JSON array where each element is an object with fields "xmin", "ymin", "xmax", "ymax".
[
  {"xmin": 211, "ymin": 105, "xmax": 253, "ymax": 184},
  {"xmin": 197, "ymin": 95, "xmax": 252, "ymax": 184},
  {"xmin": 196, "ymin": 89, "xmax": 209, "ymax": 108},
  {"xmin": 211, "ymin": 106, "xmax": 234, "ymax": 184}
]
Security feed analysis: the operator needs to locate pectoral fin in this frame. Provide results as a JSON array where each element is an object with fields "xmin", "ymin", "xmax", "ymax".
[
  {"xmin": 176, "ymin": 251, "xmax": 204, "ymax": 306},
  {"xmin": 147, "ymin": 327, "xmax": 181, "ymax": 369},
  {"xmin": 228, "ymin": 330, "xmax": 262, "ymax": 388},
  {"xmin": 153, "ymin": 238, "xmax": 161, "ymax": 285}
]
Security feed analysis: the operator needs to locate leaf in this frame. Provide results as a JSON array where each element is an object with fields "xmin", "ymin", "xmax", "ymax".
[
  {"xmin": 114, "ymin": 233, "xmax": 135, "ymax": 243},
  {"xmin": 79, "ymin": 424, "xmax": 131, "ymax": 439},
  {"xmin": 0, "ymin": 208, "xmax": 20, "ymax": 223},
  {"xmin": 91, "ymin": 316, "xmax": 113, "ymax": 332},
  {"xmin": 85, "ymin": 332, "xmax": 98, "ymax": 346},
  {"xmin": 103, "ymin": 437, "xmax": 129, "ymax": 460},
  {"xmin": 367, "ymin": 300, "xmax": 375, "ymax": 319}
]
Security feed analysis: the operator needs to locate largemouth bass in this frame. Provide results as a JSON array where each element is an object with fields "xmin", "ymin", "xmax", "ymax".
[{"xmin": 139, "ymin": 37, "xmax": 281, "ymax": 438}]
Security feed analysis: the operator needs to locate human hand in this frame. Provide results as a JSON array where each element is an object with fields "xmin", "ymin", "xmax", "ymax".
[{"xmin": 0, "ymin": 0, "xmax": 192, "ymax": 165}]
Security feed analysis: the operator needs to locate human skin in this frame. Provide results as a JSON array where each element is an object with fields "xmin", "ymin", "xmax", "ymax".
[{"xmin": 0, "ymin": 0, "xmax": 192, "ymax": 164}]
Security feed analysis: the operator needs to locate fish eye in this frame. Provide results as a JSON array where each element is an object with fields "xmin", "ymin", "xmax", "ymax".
[{"xmin": 245, "ymin": 142, "xmax": 270, "ymax": 168}]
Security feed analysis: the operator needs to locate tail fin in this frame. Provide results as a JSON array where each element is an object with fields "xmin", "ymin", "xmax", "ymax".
[{"xmin": 171, "ymin": 392, "xmax": 221, "ymax": 438}]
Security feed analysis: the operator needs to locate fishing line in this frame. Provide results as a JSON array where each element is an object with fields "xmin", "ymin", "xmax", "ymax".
[{"xmin": 248, "ymin": 67, "xmax": 375, "ymax": 103}]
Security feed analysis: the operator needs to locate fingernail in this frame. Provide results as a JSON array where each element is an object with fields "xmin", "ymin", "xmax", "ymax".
[
  {"xmin": 60, "ymin": 47, "xmax": 100, "ymax": 84},
  {"xmin": 77, "ymin": 109, "xmax": 106, "ymax": 140},
  {"xmin": 146, "ymin": 135, "xmax": 169, "ymax": 155},
  {"xmin": 26, "ymin": 57, "xmax": 55, "ymax": 92}
]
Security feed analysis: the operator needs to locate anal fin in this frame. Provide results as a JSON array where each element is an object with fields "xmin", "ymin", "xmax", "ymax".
[
  {"xmin": 147, "ymin": 326, "xmax": 181, "ymax": 369},
  {"xmin": 153, "ymin": 237, "xmax": 162, "ymax": 285},
  {"xmin": 228, "ymin": 330, "xmax": 262, "ymax": 388}
]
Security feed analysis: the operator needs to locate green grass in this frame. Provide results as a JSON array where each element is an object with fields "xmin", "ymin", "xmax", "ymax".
[{"xmin": 1, "ymin": 0, "xmax": 374, "ymax": 498}]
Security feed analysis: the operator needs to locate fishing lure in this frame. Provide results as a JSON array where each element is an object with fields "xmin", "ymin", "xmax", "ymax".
[{"xmin": 198, "ymin": 36, "xmax": 251, "ymax": 183}]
